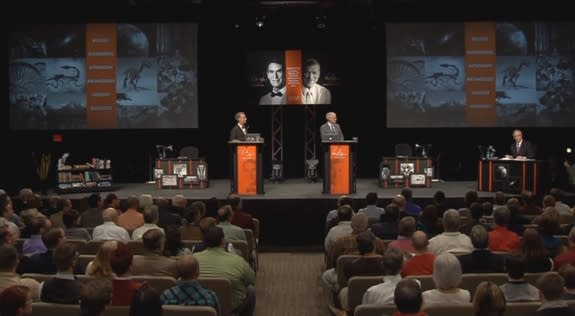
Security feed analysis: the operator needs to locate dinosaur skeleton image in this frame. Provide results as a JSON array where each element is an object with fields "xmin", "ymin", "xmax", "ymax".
[
  {"xmin": 502, "ymin": 60, "xmax": 529, "ymax": 88},
  {"xmin": 46, "ymin": 65, "xmax": 81, "ymax": 88},
  {"xmin": 425, "ymin": 63, "xmax": 460, "ymax": 88},
  {"xmin": 123, "ymin": 61, "xmax": 152, "ymax": 90}
]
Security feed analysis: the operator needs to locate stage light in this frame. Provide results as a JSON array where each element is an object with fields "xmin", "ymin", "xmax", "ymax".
[
  {"xmin": 305, "ymin": 159, "xmax": 319, "ymax": 182},
  {"xmin": 314, "ymin": 15, "xmax": 327, "ymax": 30},
  {"xmin": 271, "ymin": 160, "xmax": 283, "ymax": 183},
  {"xmin": 255, "ymin": 15, "xmax": 266, "ymax": 28}
]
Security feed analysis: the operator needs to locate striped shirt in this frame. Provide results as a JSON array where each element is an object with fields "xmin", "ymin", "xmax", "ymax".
[{"xmin": 161, "ymin": 280, "xmax": 220, "ymax": 315}]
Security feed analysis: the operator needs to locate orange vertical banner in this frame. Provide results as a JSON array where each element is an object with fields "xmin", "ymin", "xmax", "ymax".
[
  {"xmin": 237, "ymin": 145, "xmax": 257, "ymax": 195},
  {"xmin": 465, "ymin": 22, "xmax": 496, "ymax": 126},
  {"xmin": 330, "ymin": 144, "xmax": 350, "ymax": 194},
  {"xmin": 86, "ymin": 23, "xmax": 117, "ymax": 128},
  {"xmin": 285, "ymin": 50, "xmax": 302, "ymax": 104}
]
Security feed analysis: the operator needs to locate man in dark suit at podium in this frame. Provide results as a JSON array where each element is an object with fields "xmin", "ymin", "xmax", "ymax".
[
  {"xmin": 320, "ymin": 112, "xmax": 344, "ymax": 142},
  {"xmin": 229, "ymin": 112, "xmax": 247, "ymax": 141},
  {"xmin": 506, "ymin": 129, "xmax": 535, "ymax": 159}
]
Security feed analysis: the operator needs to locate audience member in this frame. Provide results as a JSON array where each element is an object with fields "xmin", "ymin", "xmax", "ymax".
[
  {"xmin": 40, "ymin": 242, "xmax": 81, "ymax": 304},
  {"xmin": 558, "ymin": 264, "xmax": 575, "ymax": 300},
  {"xmin": 156, "ymin": 197, "xmax": 182, "ymax": 230},
  {"xmin": 325, "ymin": 196, "xmax": 353, "ymax": 230},
  {"xmin": 63, "ymin": 209, "xmax": 91, "ymax": 241},
  {"xmin": 132, "ymin": 205, "xmax": 164, "ymax": 240},
  {"xmin": 422, "ymin": 252, "xmax": 470, "ymax": 305},
  {"xmin": 534, "ymin": 272, "xmax": 575, "ymax": 315},
  {"xmin": 428, "ymin": 209, "xmax": 473, "ymax": 255},
  {"xmin": 129, "ymin": 285, "xmax": 163, "ymax": 316},
  {"xmin": 537, "ymin": 207, "xmax": 563, "ymax": 256},
  {"xmin": 110, "ymin": 243, "xmax": 142, "ymax": 305},
  {"xmin": 432, "ymin": 190, "xmax": 449, "ymax": 217},
  {"xmin": 458, "ymin": 190, "xmax": 479, "ymax": 217},
  {"xmin": 520, "ymin": 190, "xmax": 542, "ymax": 215},
  {"xmin": 18, "ymin": 227, "xmax": 66, "ymax": 274},
  {"xmin": 554, "ymin": 226, "xmax": 575, "ymax": 270},
  {"xmin": 163, "ymin": 225, "xmax": 192, "ymax": 257},
  {"xmin": 324, "ymin": 205, "xmax": 353, "ymax": 255},
  {"xmin": 358, "ymin": 192, "xmax": 385, "ymax": 221},
  {"xmin": 228, "ymin": 194, "xmax": 254, "ymax": 230},
  {"xmin": 132, "ymin": 229, "xmax": 178, "ymax": 278},
  {"xmin": 80, "ymin": 279, "xmax": 112, "ymax": 316},
  {"xmin": 48, "ymin": 197, "xmax": 72, "ymax": 229},
  {"xmin": 103, "ymin": 193, "xmax": 121, "ymax": 214},
  {"xmin": 458, "ymin": 225, "xmax": 504, "ymax": 273},
  {"xmin": 389, "ymin": 216, "xmax": 416, "ymax": 254},
  {"xmin": 401, "ymin": 188, "xmax": 422, "ymax": 217},
  {"xmin": 217, "ymin": 205, "xmax": 247, "ymax": 242},
  {"xmin": 499, "ymin": 252, "xmax": 540, "ymax": 302},
  {"xmin": 401, "ymin": 231, "xmax": 435, "ymax": 277},
  {"xmin": 472, "ymin": 281, "xmax": 506, "ymax": 316},
  {"xmin": 21, "ymin": 216, "xmax": 50, "ymax": 256},
  {"xmin": 0, "ymin": 246, "xmax": 40, "ymax": 300},
  {"xmin": 459, "ymin": 202, "xmax": 489, "ymax": 235},
  {"xmin": 0, "ymin": 285, "xmax": 33, "ymax": 316},
  {"xmin": 392, "ymin": 278, "xmax": 426, "ymax": 316},
  {"xmin": 191, "ymin": 217, "xmax": 236, "ymax": 255},
  {"xmin": 362, "ymin": 248, "xmax": 404, "ymax": 305},
  {"xmin": 117, "ymin": 196, "xmax": 144, "ymax": 231},
  {"xmin": 549, "ymin": 188, "xmax": 572, "ymax": 216},
  {"xmin": 92, "ymin": 208, "xmax": 130, "ymax": 242},
  {"xmin": 80, "ymin": 193, "xmax": 104, "ymax": 228},
  {"xmin": 171, "ymin": 194, "xmax": 187, "ymax": 216},
  {"xmin": 488, "ymin": 207, "xmax": 520, "ymax": 251},
  {"xmin": 371, "ymin": 203, "xmax": 400, "ymax": 240},
  {"xmin": 416, "ymin": 204, "xmax": 442, "ymax": 238},
  {"xmin": 520, "ymin": 228, "xmax": 553, "ymax": 273},
  {"xmin": 86, "ymin": 240, "xmax": 118, "ymax": 278},
  {"xmin": 180, "ymin": 204, "xmax": 202, "ymax": 240}
]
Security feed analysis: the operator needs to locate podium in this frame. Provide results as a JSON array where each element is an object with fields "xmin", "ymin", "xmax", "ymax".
[
  {"xmin": 228, "ymin": 140, "xmax": 264, "ymax": 195},
  {"xmin": 322, "ymin": 140, "xmax": 357, "ymax": 195},
  {"xmin": 478, "ymin": 159, "xmax": 541, "ymax": 195}
]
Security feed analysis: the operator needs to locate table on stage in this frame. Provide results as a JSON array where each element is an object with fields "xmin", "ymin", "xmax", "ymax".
[
  {"xmin": 477, "ymin": 158, "xmax": 541, "ymax": 194},
  {"xmin": 379, "ymin": 157, "xmax": 433, "ymax": 189}
]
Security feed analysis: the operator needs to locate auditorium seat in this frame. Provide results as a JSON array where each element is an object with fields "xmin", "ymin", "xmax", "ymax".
[
  {"xmin": 405, "ymin": 275, "xmax": 435, "ymax": 292},
  {"xmin": 347, "ymin": 276, "xmax": 384, "ymax": 313},
  {"xmin": 459, "ymin": 273, "xmax": 508, "ymax": 297},
  {"xmin": 127, "ymin": 240, "xmax": 146, "ymax": 255},
  {"xmin": 354, "ymin": 302, "xmax": 548, "ymax": 316},
  {"xmin": 336, "ymin": 255, "xmax": 362, "ymax": 290},
  {"xmin": 66, "ymin": 239, "xmax": 87, "ymax": 254},
  {"xmin": 78, "ymin": 255, "xmax": 95, "ymax": 272},
  {"xmin": 21, "ymin": 273, "xmax": 53, "ymax": 283},
  {"xmin": 83, "ymin": 240, "xmax": 104, "ymax": 255},
  {"xmin": 163, "ymin": 305, "xmax": 217, "ymax": 316},
  {"xmin": 30, "ymin": 302, "xmax": 78, "ymax": 316},
  {"xmin": 228, "ymin": 239, "xmax": 250, "ymax": 262},
  {"xmin": 131, "ymin": 275, "xmax": 177, "ymax": 293},
  {"xmin": 182, "ymin": 239, "xmax": 202, "ymax": 251},
  {"xmin": 198, "ymin": 277, "xmax": 233, "ymax": 316},
  {"xmin": 243, "ymin": 228, "xmax": 258, "ymax": 270},
  {"xmin": 31, "ymin": 303, "xmax": 217, "ymax": 316}
]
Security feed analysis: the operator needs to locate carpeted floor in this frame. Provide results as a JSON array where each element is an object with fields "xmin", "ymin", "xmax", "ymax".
[{"xmin": 254, "ymin": 252, "xmax": 332, "ymax": 316}]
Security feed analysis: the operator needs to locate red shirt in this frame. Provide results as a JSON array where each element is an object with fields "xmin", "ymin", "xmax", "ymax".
[
  {"xmin": 111, "ymin": 279, "xmax": 142, "ymax": 305},
  {"xmin": 554, "ymin": 247, "xmax": 575, "ymax": 270},
  {"xmin": 488, "ymin": 226, "xmax": 520, "ymax": 251},
  {"xmin": 401, "ymin": 253, "xmax": 435, "ymax": 277},
  {"xmin": 231, "ymin": 210, "xmax": 254, "ymax": 230}
]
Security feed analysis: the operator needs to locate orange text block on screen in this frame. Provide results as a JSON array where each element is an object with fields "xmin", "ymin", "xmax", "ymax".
[
  {"xmin": 330, "ymin": 144, "xmax": 350, "ymax": 194},
  {"xmin": 236, "ymin": 145, "xmax": 257, "ymax": 195},
  {"xmin": 285, "ymin": 50, "xmax": 302, "ymax": 105}
]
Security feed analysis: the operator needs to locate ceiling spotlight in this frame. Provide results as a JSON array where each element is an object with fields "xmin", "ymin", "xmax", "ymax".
[
  {"xmin": 314, "ymin": 15, "xmax": 327, "ymax": 30},
  {"xmin": 256, "ymin": 16, "xmax": 266, "ymax": 28}
]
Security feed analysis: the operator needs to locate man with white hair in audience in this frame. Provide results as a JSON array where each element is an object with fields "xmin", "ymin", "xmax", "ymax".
[
  {"xmin": 132, "ymin": 205, "xmax": 164, "ymax": 240},
  {"xmin": 0, "ymin": 218, "xmax": 19, "ymax": 246},
  {"xmin": 171, "ymin": 194, "xmax": 188, "ymax": 216},
  {"xmin": 554, "ymin": 226, "xmax": 575, "ymax": 270},
  {"xmin": 1, "ymin": 195, "xmax": 23, "ymax": 233},
  {"xmin": 422, "ymin": 252, "xmax": 470, "ymax": 304},
  {"xmin": 362, "ymin": 248, "xmax": 404, "ymax": 305},
  {"xmin": 428, "ymin": 209, "xmax": 473, "ymax": 255},
  {"xmin": 92, "ymin": 208, "xmax": 130, "ymax": 241}
]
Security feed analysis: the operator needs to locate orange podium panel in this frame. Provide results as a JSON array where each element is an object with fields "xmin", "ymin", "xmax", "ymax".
[
  {"xmin": 229, "ymin": 141, "xmax": 264, "ymax": 195},
  {"xmin": 322, "ymin": 140, "xmax": 357, "ymax": 195}
]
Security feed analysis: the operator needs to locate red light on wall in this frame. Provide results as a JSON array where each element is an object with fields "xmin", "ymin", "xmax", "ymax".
[{"xmin": 52, "ymin": 134, "xmax": 63, "ymax": 143}]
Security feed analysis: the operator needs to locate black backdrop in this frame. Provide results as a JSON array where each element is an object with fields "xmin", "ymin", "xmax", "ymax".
[{"xmin": 1, "ymin": 0, "xmax": 573, "ymax": 194}]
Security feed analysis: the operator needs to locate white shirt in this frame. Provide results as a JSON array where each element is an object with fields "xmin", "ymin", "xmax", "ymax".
[
  {"xmin": 324, "ymin": 221, "xmax": 352, "ymax": 252},
  {"xmin": 259, "ymin": 86, "xmax": 287, "ymax": 105},
  {"xmin": 358, "ymin": 205, "xmax": 386, "ymax": 221},
  {"xmin": 132, "ymin": 224, "xmax": 164, "ymax": 240},
  {"xmin": 422, "ymin": 288, "xmax": 470, "ymax": 305},
  {"xmin": 362, "ymin": 274, "xmax": 402, "ymax": 305},
  {"xmin": 302, "ymin": 84, "xmax": 331, "ymax": 104},
  {"xmin": 92, "ymin": 221, "xmax": 130, "ymax": 242},
  {"xmin": 428, "ymin": 232, "xmax": 473, "ymax": 255},
  {"xmin": 237, "ymin": 123, "xmax": 247, "ymax": 135}
]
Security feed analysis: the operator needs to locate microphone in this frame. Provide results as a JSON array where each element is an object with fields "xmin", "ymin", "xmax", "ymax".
[{"xmin": 166, "ymin": 145, "xmax": 173, "ymax": 151}]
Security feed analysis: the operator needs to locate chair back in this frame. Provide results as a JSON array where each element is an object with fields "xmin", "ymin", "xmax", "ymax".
[
  {"xmin": 127, "ymin": 240, "xmax": 146, "ymax": 255},
  {"xmin": 335, "ymin": 254, "xmax": 361, "ymax": 290},
  {"xmin": 65, "ymin": 239, "xmax": 88, "ymax": 254},
  {"xmin": 21, "ymin": 273, "xmax": 53, "ymax": 283},
  {"xmin": 460, "ymin": 273, "xmax": 508, "ymax": 297},
  {"xmin": 83, "ymin": 240, "xmax": 105, "ymax": 255},
  {"xmin": 354, "ymin": 304, "xmax": 395, "ymax": 316},
  {"xmin": 243, "ymin": 229, "xmax": 256, "ymax": 268},
  {"xmin": 131, "ymin": 275, "xmax": 177, "ymax": 293},
  {"xmin": 179, "ymin": 146, "xmax": 199, "ymax": 159},
  {"xmin": 198, "ymin": 277, "xmax": 233, "ymax": 316},
  {"xmin": 30, "ymin": 302, "xmax": 79, "ymax": 316},
  {"xmin": 228, "ymin": 239, "xmax": 250, "ymax": 262},
  {"xmin": 405, "ymin": 274, "xmax": 436, "ymax": 292},
  {"xmin": 347, "ymin": 276, "xmax": 384, "ymax": 313},
  {"xmin": 252, "ymin": 218, "xmax": 260, "ymax": 242},
  {"xmin": 163, "ymin": 305, "xmax": 218, "ymax": 316},
  {"xmin": 78, "ymin": 254, "xmax": 95, "ymax": 272},
  {"xmin": 394, "ymin": 143, "xmax": 412, "ymax": 157}
]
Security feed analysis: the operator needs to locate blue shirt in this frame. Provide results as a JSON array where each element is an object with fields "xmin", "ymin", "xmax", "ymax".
[{"xmin": 161, "ymin": 280, "xmax": 220, "ymax": 315}]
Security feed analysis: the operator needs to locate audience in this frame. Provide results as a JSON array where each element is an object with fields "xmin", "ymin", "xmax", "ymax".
[
  {"xmin": 362, "ymin": 248, "xmax": 404, "ymax": 305},
  {"xmin": 428, "ymin": 209, "xmax": 473, "ymax": 255},
  {"xmin": 80, "ymin": 193, "xmax": 104, "ymax": 228},
  {"xmin": 392, "ymin": 278, "xmax": 426, "ymax": 316},
  {"xmin": 117, "ymin": 196, "xmax": 144, "ymax": 231},
  {"xmin": 18, "ymin": 227, "xmax": 66, "ymax": 274},
  {"xmin": 499, "ymin": 252, "xmax": 540, "ymax": 302},
  {"xmin": 156, "ymin": 197, "xmax": 182, "ymax": 230},
  {"xmin": 179, "ymin": 203, "xmax": 202, "ymax": 240},
  {"xmin": 401, "ymin": 188, "xmax": 422, "ymax": 217},
  {"xmin": 132, "ymin": 229, "xmax": 178, "ymax": 278},
  {"xmin": 48, "ymin": 197, "xmax": 72, "ymax": 229},
  {"xmin": 432, "ymin": 190, "xmax": 448, "ymax": 217},
  {"xmin": 0, "ymin": 246, "xmax": 40, "ymax": 300},
  {"xmin": 534, "ymin": 272, "xmax": 575, "ymax": 315},
  {"xmin": 423, "ymin": 252, "xmax": 470, "ymax": 305},
  {"xmin": 40, "ymin": 242, "xmax": 81, "ymax": 304},
  {"xmin": 472, "ymin": 281, "xmax": 506, "ymax": 316},
  {"xmin": 92, "ymin": 208, "xmax": 130, "ymax": 242},
  {"xmin": 388, "ymin": 216, "xmax": 416, "ymax": 254},
  {"xmin": 132, "ymin": 205, "xmax": 164, "ymax": 240},
  {"xmin": 62, "ymin": 209, "xmax": 91, "ymax": 241},
  {"xmin": 357, "ymin": 192, "xmax": 385, "ymax": 221},
  {"xmin": 216, "ymin": 205, "xmax": 247, "ymax": 242},
  {"xmin": 416, "ymin": 204, "xmax": 442, "ymax": 238},
  {"xmin": 86, "ymin": 240, "xmax": 118, "ymax": 278},
  {"xmin": 160, "ymin": 254, "xmax": 220, "ymax": 313},
  {"xmin": 459, "ymin": 202, "xmax": 488, "ymax": 235},
  {"xmin": 80, "ymin": 279, "xmax": 112, "ymax": 316},
  {"xmin": 371, "ymin": 203, "xmax": 400, "ymax": 240},
  {"xmin": 488, "ymin": 206, "xmax": 520, "ymax": 251},
  {"xmin": 228, "ymin": 194, "xmax": 254, "ymax": 230},
  {"xmin": 0, "ymin": 285, "xmax": 33, "ymax": 316},
  {"xmin": 325, "ymin": 205, "xmax": 354, "ymax": 255},
  {"xmin": 537, "ymin": 207, "xmax": 564, "ymax": 256},
  {"xmin": 325, "ymin": 195, "xmax": 353, "ymax": 230},
  {"xmin": 458, "ymin": 225, "xmax": 504, "ymax": 273},
  {"xmin": 110, "ymin": 243, "xmax": 142, "ymax": 305},
  {"xmin": 401, "ymin": 231, "xmax": 435, "ymax": 277},
  {"xmin": 554, "ymin": 226, "xmax": 575, "ymax": 270},
  {"xmin": 163, "ymin": 225, "xmax": 192, "ymax": 257},
  {"xmin": 130, "ymin": 285, "xmax": 163, "ymax": 316},
  {"xmin": 520, "ymin": 228, "xmax": 553, "ymax": 273},
  {"xmin": 21, "ymin": 216, "xmax": 50, "ymax": 256},
  {"xmin": 192, "ymin": 217, "xmax": 237, "ymax": 254},
  {"xmin": 558, "ymin": 264, "xmax": 575, "ymax": 300}
]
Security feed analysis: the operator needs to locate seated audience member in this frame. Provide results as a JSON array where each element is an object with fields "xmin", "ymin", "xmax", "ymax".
[
  {"xmin": 132, "ymin": 205, "xmax": 164, "ymax": 240},
  {"xmin": 138, "ymin": 194, "xmax": 154, "ymax": 211},
  {"xmin": 325, "ymin": 196, "xmax": 353, "ymax": 231},
  {"xmin": 21, "ymin": 216, "xmax": 50, "ymax": 256},
  {"xmin": 401, "ymin": 231, "xmax": 435, "ymax": 277},
  {"xmin": 520, "ymin": 190, "xmax": 542, "ymax": 215},
  {"xmin": 110, "ymin": 243, "xmax": 142, "ymax": 305},
  {"xmin": 132, "ymin": 229, "xmax": 178, "ymax": 278},
  {"xmin": 0, "ymin": 223, "xmax": 16, "ymax": 247},
  {"xmin": 358, "ymin": 192, "xmax": 385, "ymax": 221},
  {"xmin": 117, "ymin": 196, "xmax": 144, "ymax": 231},
  {"xmin": 459, "ymin": 202, "xmax": 489, "ymax": 235},
  {"xmin": 228, "ymin": 194, "xmax": 254, "ymax": 230},
  {"xmin": 362, "ymin": 248, "xmax": 404, "ymax": 305},
  {"xmin": 63, "ymin": 209, "xmax": 91, "ymax": 241},
  {"xmin": 458, "ymin": 190, "xmax": 480, "ymax": 217},
  {"xmin": 458, "ymin": 225, "xmax": 504, "ymax": 273},
  {"xmin": 80, "ymin": 193, "xmax": 104, "ymax": 228},
  {"xmin": 92, "ymin": 208, "xmax": 130, "ymax": 242},
  {"xmin": 171, "ymin": 194, "xmax": 188, "ymax": 216},
  {"xmin": 499, "ymin": 252, "xmax": 540, "ymax": 302},
  {"xmin": 180, "ymin": 204, "xmax": 203, "ymax": 240},
  {"xmin": 371, "ymin": 203, "xmax": 400, "ymax": 240},
  {"xmin": 488, "ymin": 207, "xmax": 520, "ymax": 251},
  {"xmin": 472, "ymin": 281, "xmax": 506, "ymax": 316},
  {"xmin": 554, "ymin": 226, "xmax": 575, "ymax": 270},
  {"xmin": 18, "ymin": 208, "xmax": 41, "ymax": 238},
  {"xmin": 393, "ymin": 194, "xmax": 406, "ymax": 214},
  {"xmin": 18, "ymin": 228, "xmax": 66, "ymax": 274},
  {"xmin": 103, "ymin": 193, "xmax": 121, "ymax": 214},
  {"xmin": 48, "ymin": 197, "xmax": 72, "ymax": 228},
  {"xmin": 0, "ymin": 246, "xmax": 40, "ymax": 300},
  {"xmin": 388, "ymin": 216, "xmax": 416, "ymax": 254},
  {"xmin": 195, "ymin": 226, "xmax": 255, "ymax": 316},
  {"xmin": 392, "ymin": 278, "xmax": 426, "ymax": 316},
  {"xmin": 519, "ymin": 228, "xmax": 553, "ymax": 273},
  {"xmin": 479, "ymin": 201, "xmax": 495, "ymax": 229},
  {"xmin": 534, "ymin": 272, "xmax": 575, "ymax": 315},
  {"xmin": 428, "ymin": 209, "xmax": 473, "ymax": 255},
  {"xmin": 537, "ymin": 207, "xmax": 564, "ymax": 256},
  {"xmin": 432, "ymin": 190, "xmax": 448, "ymax": 216},
  {"xmin": 163, "ymin": 225, "xmax": 192, "ymax": 257},
  {"xmin": 0, "ymin": 285, "xmax": 33, "ymax": 316},
  {"xmin": 422, "ymin": 253, "xmax": 470, "ymax": 305},
  {"xmin": 401, "ymin": 188, "xmax": 422, "ymax": 217},
  {"xmin": 558, "ymin": 264, "xmax": 575, "ymax": 300},
  {"xmin": 549, "ymin": 188, "xmax": 572, "ymax": 216},
  {"xmin": 161, "ymin": 255, "xmax": 220, "ymax": 313},
  {"xmin": 157, "ymin": 196, "xmax": 182, "ymax": 230},
  {"xmin": 216, "ymin": 205, "xmax": 247, "ymax": 242},
  {"xmin": 492, "ymin": 191, "xmax": 507, "ymax": 213},
  {"xmin": 507, "ymin": 198, "xmax": 531, "ymax": 236},
  {"xmin": 338, "ymin": 232, "xmax": 386, "ymax": 310},
  {"xmin": 325, "ymin": 205, "xmax": 354, "ymax": 255},
  {"xmin": 130, "ymin": 286, "xmax": 162, "ymax": 316},
  {"xmin": 40, "ymin": 242, "xmax": 81, "ymax": 304},
  {"xmin": 191, "ymin": 217, "xmax": 236, "ymax": 254},
  {"xmin": 86, "ymin": 240, "xmax": 118, "ymax": 278},
  {"xmin": 80, "ymin": 279, "xmax": 112, "ymax": 316},
  {"xmin": 416, "ymin": 204, "xmax": 442, "ymax": 238}
]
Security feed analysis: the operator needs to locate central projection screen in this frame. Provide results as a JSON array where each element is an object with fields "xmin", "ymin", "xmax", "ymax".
[
  {"xmin": 386, "ymin": 21, "xmax": 575, "ymax": 128},
  {"xmin": 9, "ymin": 23, "xmax": 198, "ymax": 130}
]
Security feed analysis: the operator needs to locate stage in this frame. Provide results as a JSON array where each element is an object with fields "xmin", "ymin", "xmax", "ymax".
[{"xmin": 58, "ymin": 179, "xmax": 505, "ymax": 248}]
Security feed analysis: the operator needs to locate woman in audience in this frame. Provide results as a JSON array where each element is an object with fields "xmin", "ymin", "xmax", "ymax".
[
  {"xmin": 86, "ymin": 240, "xmax": 118, "ymax": 278},
  {"xmin": 0, "ymin": 285, "xmax": 32, "ymax": 316},
  {"xmin": 110, "ymin": 243, "xmax": 142, "ymax": 305},
  {"xmin": 422, "ymin": 252, "xmax": 470, "ymax": 304},
  {"xmin": 129, "ymin": 285, "xmax": 163, "ymax": 316},
  {"xmin": 472, "ymin": 281, "xmax": 506, "ymax": 316},
  {"xmin": 163, "ymin": 225, "xmax": 192, "ymax": 257},
  {"xmin": 371, "ymin": 202, "xmax": 400, "ymax": 240},
  {"xmin": 519, "ymin": 228, "xmax": 553, "ymax": 272},
  {"xmin": 536, "ymin": 207, "xmax": 563, "ymax": 256}
]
